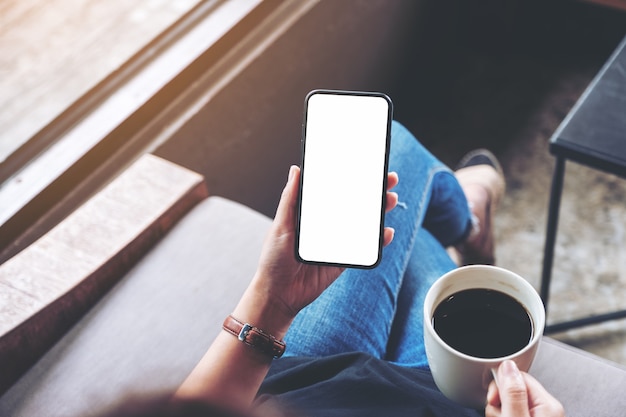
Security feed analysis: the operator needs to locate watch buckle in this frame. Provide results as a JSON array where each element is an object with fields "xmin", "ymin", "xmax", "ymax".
[{"xmin": 238, "ymin": 323, "xmax": 253, "ymax": 341}]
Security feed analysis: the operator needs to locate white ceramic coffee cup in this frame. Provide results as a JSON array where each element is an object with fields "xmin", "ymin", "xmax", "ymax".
[{"xmin": 423, "ymin": 265, "xmax": 545, "ymax": 409}]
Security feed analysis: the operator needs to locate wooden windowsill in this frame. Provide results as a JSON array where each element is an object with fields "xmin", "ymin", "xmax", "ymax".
[{"xmin": 0, "ymin": 154, "xmax": 207, "ymax": 395}]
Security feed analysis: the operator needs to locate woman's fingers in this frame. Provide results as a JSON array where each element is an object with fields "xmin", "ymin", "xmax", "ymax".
[
  {"xmin": 383, "ymin": 227, "xmax": 395, "ymax": 247},
  {"xmin": 273, "ymin": 165, "xmax": 300, "ymax": 229},
  {"xmin": 280, "ymin": 167, "xmax": 398, "ymax": 244},
  {"xmin": 385, "ymin": 172, "xmax": 399, "ymax": 213},
  {"xmin": 386, "ymin": 191, "xmax": 399, "ymax": 213},
  {"xmin": 522, "ymin": 373, "xmax": 565, "ymax": 417},
  {"xmin": 387, "ymin": 171, "xmax": 399, "ymax": 190},
  {"xmin": 485, "ymin": 361, "xmax": 564, "ymax": 417}
]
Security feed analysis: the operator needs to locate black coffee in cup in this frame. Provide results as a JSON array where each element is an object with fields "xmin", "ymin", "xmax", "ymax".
[{"xmin": 432, "ymin": 288, "xmax": 533, "ymax": 359}]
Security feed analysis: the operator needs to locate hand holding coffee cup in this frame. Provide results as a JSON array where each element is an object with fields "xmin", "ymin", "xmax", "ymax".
[{"xmin": 423, "ymin": 265, "xmax": 545, "ymax": 409}]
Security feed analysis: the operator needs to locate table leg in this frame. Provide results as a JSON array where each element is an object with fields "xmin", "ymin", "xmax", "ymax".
[{"xmin": 540, "ymin": 156, "xmax": 566, "ymax": 316}]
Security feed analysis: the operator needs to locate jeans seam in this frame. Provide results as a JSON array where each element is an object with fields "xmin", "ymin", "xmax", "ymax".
[{"xmin": 385, "ymin": 164, "xmax": 451, "ymax": 358}]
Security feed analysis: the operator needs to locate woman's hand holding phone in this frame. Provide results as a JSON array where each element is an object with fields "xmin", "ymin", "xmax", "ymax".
[
  {"xmin": 234, "ymin": 90, "xmax": 395, "ymax": 344},
  {"xmin": 176, "ymin": 166, "xmax": 398, "ymax": 409},
  {"xmin": 235, "ymin": 166, "xmax": 398, "ymax": 339}
]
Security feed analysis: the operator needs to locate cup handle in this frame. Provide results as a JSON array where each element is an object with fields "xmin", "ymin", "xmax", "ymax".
[
  {"xmin": 490, "ymin": 367, "xmax": 499, "ymax": 387},
  {"xmin": 482, "ymin": 366, "xmax": 499, "ymax": 391}
]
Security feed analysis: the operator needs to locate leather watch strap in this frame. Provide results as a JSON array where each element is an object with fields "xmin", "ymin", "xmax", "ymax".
[{"xmin": 222, "ymin": 315, "xmax": 286, "ymax": 359}]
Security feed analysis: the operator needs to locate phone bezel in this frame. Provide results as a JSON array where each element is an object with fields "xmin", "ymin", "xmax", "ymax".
[{"xmin": 295, "ymin": 89, "xmax": 393, "ymax": 269}]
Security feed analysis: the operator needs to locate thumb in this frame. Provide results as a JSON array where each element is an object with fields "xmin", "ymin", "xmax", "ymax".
[
  {"xmin": 496, "ymin": 360, "xmax": 531, "ymax": 417},
  {"xmin": 273, "ymin": 165, "xmax": 300, "ymax": 229}
]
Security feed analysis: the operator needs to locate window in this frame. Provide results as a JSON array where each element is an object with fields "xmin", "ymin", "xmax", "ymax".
[
  {"xmin": 0, "ymin": 0, "xmax": 203, "ymax": 165},
  {"xmin": 0, "ymin": 0, "xmax": 272, "ymax": 261}
]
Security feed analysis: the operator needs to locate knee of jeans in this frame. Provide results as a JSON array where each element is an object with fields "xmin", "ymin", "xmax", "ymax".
[
  {"xmin": 424, "ymin": 171, "xmax": 473, "ymax": 246},
  {"xmin": 389, "ymin": 121, "xmax": 437, "ymax": 164},
  {"xmin": 390, "ymin": 121, "xmax": 416, "ymax": 150},
  {"xmin": 432, "ymin": 170, "xmax": 464, "ymax": 200}
]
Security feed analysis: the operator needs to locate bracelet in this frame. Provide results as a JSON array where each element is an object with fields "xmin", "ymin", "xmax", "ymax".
[{"xmin": 222, "ymin": 315, "xmax": 286, "ymax": 359}]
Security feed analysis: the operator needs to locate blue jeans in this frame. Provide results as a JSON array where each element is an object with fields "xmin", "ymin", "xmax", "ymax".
[{"xmin": 283, "ymin": 121, "xmax": 472, "ymax": 368}]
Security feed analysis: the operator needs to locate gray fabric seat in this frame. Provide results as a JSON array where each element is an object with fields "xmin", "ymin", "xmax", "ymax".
[{"xmin": 1, "ymin": 196, "xmax": 625, "ymax": 417}]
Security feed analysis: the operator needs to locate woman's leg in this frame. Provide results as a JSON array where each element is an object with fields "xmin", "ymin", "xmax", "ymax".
[
  {"xmin": 283, "ymin": 121, "xmax": 472, "ymax": 358},
  {"xmin": 385, "ymin": 227, "xmax": 457, "ymax": 368}
]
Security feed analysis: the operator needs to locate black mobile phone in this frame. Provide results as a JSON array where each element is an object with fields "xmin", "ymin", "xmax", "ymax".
[{"xmin": 295, "ymin": 89, "xmax": 393, "ymax": 269}]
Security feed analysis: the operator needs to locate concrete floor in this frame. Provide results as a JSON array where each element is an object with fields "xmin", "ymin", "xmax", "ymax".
[
  {"xmin": 393, "ymin": 1, "xmax": 626, "ymax": 365},
  {"xmin": 494, "ymin": 83, "xmax": 626, "ymax": 366}
]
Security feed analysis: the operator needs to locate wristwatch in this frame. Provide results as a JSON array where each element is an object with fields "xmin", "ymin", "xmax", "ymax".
[{"xmin": 222, "ymin": 315, "xmax": 286, "ymax": 359}]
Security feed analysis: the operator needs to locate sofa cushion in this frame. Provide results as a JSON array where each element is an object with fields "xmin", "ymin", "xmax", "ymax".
[
  {"xmin": 0, "ymin": 154, "xmax": 207, "ymax": 395},
  {"xmin": 1, "ymin": 195, "xmax": 625, "ymax": 417},
  {"xmin": 0, "ymin": 197, "xmax": 271, "ymax": 417},
  {"xmin": 530, "ymin": 337, "xmax": 626, "ymax": 416}
]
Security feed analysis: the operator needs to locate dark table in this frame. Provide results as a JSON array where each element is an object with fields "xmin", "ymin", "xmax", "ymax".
[{"xmin": 541, "ymin": 34, "xmax": 626, "ymax": 334}]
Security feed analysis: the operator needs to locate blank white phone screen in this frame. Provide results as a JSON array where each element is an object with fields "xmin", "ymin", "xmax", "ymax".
[{"xmin": 297, "ymin": 91, "xmax": 391, "ymax": 268}]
